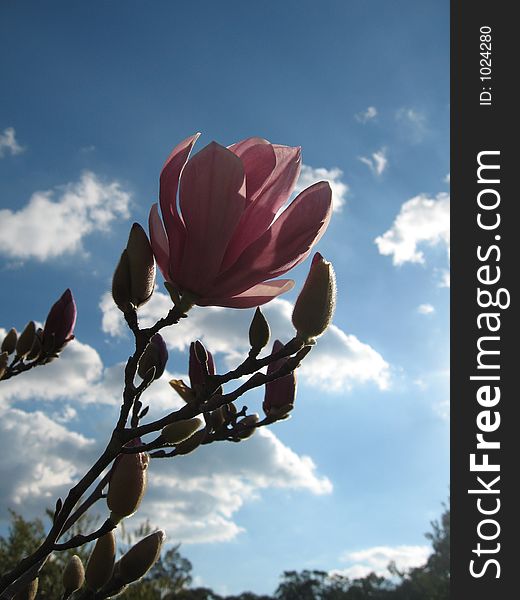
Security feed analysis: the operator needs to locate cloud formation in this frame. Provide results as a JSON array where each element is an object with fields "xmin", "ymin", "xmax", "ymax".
[
  {"xmin": 0, "ymin": 334, "xmax": 107, "ymax": 406},
  {"xmin": 0, "ymin": 327, "xmax": 332, "ymax": 542},
  {"xmin": 336, "ymin": 544, "xmax": 430, "ymax": 579},
  {"xmin": 0, "ymin": 408, "xmax": 95, "ymax": 510},
  {"xmin": 0, "ymin": 127, "xmax": 24, "ymax": 157},
  {"xmin": 294, "ymin": 164, "xmax": 349, "ymax": 212},
  {"xmin": 0, "ymin": 172, "xmax": 131, "ymax": 261},
  {"xmin": 359, "ymin": 148, "xmax": 387, "ymax": 176},
  {"xmin": 375, "ymin": 193, "xmax": 450, "ymax": 266},
  {"xmin": 101, "ymin": 292, "xmax": 391, "ymax": 392},
  {"xmin": 135, "ymin": 428, "xmax": 332, "ymax": 543},
  {"xmin": 417, "ymin": 304, "xmax": 435, "ymax": 315},
  {"xmin": 396, "ymin": 108, "xmax": 428, "ymax": 143},
  {"xmin": 355, "ymin": 106, "xmax": 378, "ymax": 123}
]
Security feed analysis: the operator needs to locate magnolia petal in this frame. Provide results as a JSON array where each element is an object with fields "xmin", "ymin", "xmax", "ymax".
[
  {"xmin": 198, "ymin": 279, "xmax": 294, "ymax": 308},
  {"xmin": 169, "ymin": 379, "xmax": 196, "ymax": 404},
  {"xmin": 211, "ymin": 181, "xmax": 332, "ymax": 298},
  {"xmin": 159, "ymin": 133, "xmax": 200, "ymax": 279},
  {"xmin": 178, "ymin": 142, "xmax": 246, "ymax": 294},
  {"xmin": 222, "ymin": 144, "xmax": 301, "ymax": 270},
  {"xmin": 229, "ymin": 139, "xmax": 277, "ymax": 201},
  {"xmin": 149, "ymin": 204, "xmax": 171, "ymax": 281},
  {"xmin": 228, "ymin": 137, "xmax": 270, "ymax": 155}
]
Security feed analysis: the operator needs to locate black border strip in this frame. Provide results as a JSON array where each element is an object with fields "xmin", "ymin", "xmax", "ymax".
[{"xmin": 451, "ymin": 1, "xmax": 518, "ymax": 597}]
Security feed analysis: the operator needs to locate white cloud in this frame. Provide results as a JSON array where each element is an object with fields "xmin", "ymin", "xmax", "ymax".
[
  {"xmin": 0, "ymin": 172, "xmax": 131, "ymax": 261},
  {"xmin": 51, "ymin": 405, "xmax": 78, "ymax": 424},
  {"xmin": 417, "ymin": 304, "xmax": 435, "ymax": 315},
  {"xmin": 134, "ymin": 428, "xmax": 332, "ymax": 543},
  {"xmin": 375, "ymin": 193, "xmax": 450, "ymax": 266},
  {"xmin": 293, "ymin": 164, "xmax": 348, "ymax": 212},
  {"xmin": 444, "ymin": 173, "xmax": 450, "ymax": 184},
  {"xmin": 100, "ymin": 292, "xmax": 391, "ymax": 392},
  {"xmin": 0, "ymin": 127, "xmax": 24, "ymax": 157},
  {"xmin": 439, "ymin": 269, "xmax": 450, "ymax": 288},
  {"xmin": 0, "ymin": 402, "xmax": 331, "ymax": 542},
  {"xmin": 0, "ymin": 336, "xmax": 108, "ymax": 405},
  {"xmin": 336, "ymin": 545, "xmax": 430, "ymax": 579},
  {"xmin": 355, "ymin": 106, "xmax": 378, "ymax": 123},
  {"xmin": 0, "ymin": 408, "xmax": 95, "ymax": 510},
  {"xmin": 396, "ymin": 108, "xmax": 428, "ymax": 143},
  {"xmin": 434, "ymin": 398, "xmax": 450, "ymax": 421},
  {"xmin": 359, "ymin": 148, "xmax": 387, "ymax": 176}
]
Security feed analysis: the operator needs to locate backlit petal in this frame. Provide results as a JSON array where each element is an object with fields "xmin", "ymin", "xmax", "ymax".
[
  {"xmin": 178, "ymin": 142, "xmax": 246, "ymax": 294},
  {"xmin": 211, "ymin": 182, "xmax": 332, "ymax": 298}
]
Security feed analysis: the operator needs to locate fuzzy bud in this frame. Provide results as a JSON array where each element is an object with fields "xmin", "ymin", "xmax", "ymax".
[
  {"xmin": 42, "ymin": 289, "xmax": 77, "ymax": 353},
  {"xmin": 0, "ymin": 352, "xmax": 8, "ymax": 380},
  {"xmin": 26, "ymin": 330, "xmax": 42, "ymax": 362},
  {"xmin": 85, "ymin": 531, "xmax": 116, "ymax": 591},
  {"xmin": 1, "ymin": 328, "xmax": 18, "ymax": 355},
  {"xmin": 13, "ymin": 577, "xmax": 38, "ymax": 600},
  {"xmin": 209, "ymin": 406, "xmax": 226, "ymax": 430},
  {"xmin": 262, "ymin": 340, "xmax": 297, "ymax": 417},
  {"xmin": 107, "ymin": 447, "xmax": 149, "ymax": 522},
  {"xmin": 126, "ymin": 223, "xmax": 156, "ymax": 307},
  {"xmin": 249, "ymin": 308, "xmax": 270, "ymax": 351},
  {"xmin": 138, "ymin": 334, "xmax": 168, "ymax": 380},
  {"xmin": 193, "ymin": 339, "xmax": 208, "ymax": 364},
  {"xmin": 174, "ymin": 428, "xmax": 206, "ymax": 455},
  {"xmin": 119, "ymin": 530, "xmax": 165, "ymax": 584},
  {"xmin": 236, "ymin": 414, "xmax": 259, "ymax": 439},
  {"xmin": 15, "ymin": 322, "xmax": 36, "ymax": 358},
  {"xmin": 62, "ymin": 555, "xmax": 85, "ymax": 596},
  {"xmin": 112, "ymin": 250, "xmax": 133, "ymax": 312},
  {"xmin": 162, "ymin": 417, "xmax": 202, "ymax": 444},
  {"xmin": 292, "ymin": 253, "xmax": 336, "ymax": 343},
  {"xmin": 189, "ymin": 341, "xmax": 215, "ymax": 388}
]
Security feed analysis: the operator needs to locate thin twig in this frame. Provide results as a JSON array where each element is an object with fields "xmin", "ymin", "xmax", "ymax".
[{"xmin": 54, "ymin": 518, "xmax": 116, "ymax": 551}]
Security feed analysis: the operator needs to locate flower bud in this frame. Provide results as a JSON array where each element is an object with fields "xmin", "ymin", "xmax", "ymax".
[
  {"xmin": 13, "ymin": 577, "xmax": 38, "ymax": 600},
  {"xmin": 126, "ymin": 223, "xmax": 156, "ymax": 307},
  {"xmin": 209, "ymin": 406, "xmax": 226, "ymax": 430},
  {"xmin": 26, "ymin": 330, "xmax": 42, "ymax": 362},
  {"xmin": 162, "ymin": 417, "xmax": 202, "ymax": 444},
  {"xmin": 15, "ymin": 322, "xmax": 36, "ymax": 358},
  {"xmin": 62, "ymin": 555, "xmax": 85, "ymax": 596},
  {"xmin": 107, "ymin": 447, "xmax": 149, "ymax": 522},
  {"xmin": 175, "ymin": 428, "xmax": 206, "ymax": 455},
  {"xmin": 236, "ymin": 414, "xmax": 259, "ymax": 439},
  {"xmin": 138, "ymin": 334, "xmax": 168, "ymax": 380},
  {"xmin": 42, "ymin": 289, "xmax": 77, "ymax": 353},
  {"xmin": 119, "ymin": 530, "xmax": 165, "ymax": 584},
  {"xmin": 0, "ymin": 352, "xmax": 8, "ymax": 380},
  {"xmin": 193, "ymin": 339, "xmax": 208, "ymax": 364},
  {"xmin": 189, "ymin": 341, "xmax": 215, "ymax": 388},
  {"xmin": 1, "ymin": 328, "xmax": 18, "ymax": 355},
  {"xmin": 292, "ymin": 253, "xmax": 336, "ymax": 343},
  {"xmin": 249, "ymin": 308, "xmax": 270, "ymax": 351},
  {"xmin": 85, "ymin": 531, "xmax": 116, "ymax": 591},
  {"xmin": 112, "ymin": 250, "xmax": 133, "ymax": 313},
  {"xmin": 262, "ymin": 340, "xmax": 297, "ymax": 417}
]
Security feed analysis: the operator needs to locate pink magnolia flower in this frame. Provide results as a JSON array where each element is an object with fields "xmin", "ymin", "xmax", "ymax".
[{"xmin": 149, "ymin": 134, "xmax": 332, "ymax": 308}]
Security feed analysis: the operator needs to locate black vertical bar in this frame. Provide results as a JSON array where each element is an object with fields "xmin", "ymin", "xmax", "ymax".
[{"xmin": 452, "ymin": 1, "xmax": 518, "ymax": 598}]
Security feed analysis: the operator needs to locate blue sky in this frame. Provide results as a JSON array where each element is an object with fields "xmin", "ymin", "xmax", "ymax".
[{"xmin": 0, "ymin": 0, "xmax": 449, "ymax": 595}]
